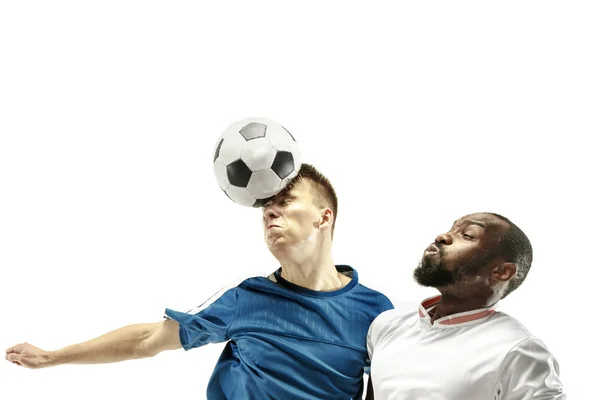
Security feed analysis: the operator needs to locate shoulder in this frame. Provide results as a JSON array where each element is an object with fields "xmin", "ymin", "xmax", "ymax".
[
  {"xmin": 493, "ymin": 315, "xmax": 558, "ymax": 360},
  {"xmin": 368, "ymin": 303, "xmax": 417, "ymax": 340},
  {"xmin": 485, "ymin": 311, "xmax": 537, "ymax": 342},
  {"xmin": 366, "ymin": 306, "xmax": 418, "ymax": 355},
  {"xmin": 509, "ymin": 335, "xmax": 556, "ymax": 356},
  {"xmin": 482, "ymin": 312, "xmax": 562, "ymax": 370},
  {"xmin": 236, "ymin": 272, "xmax": 294, "ymax": 297},
  {"xmin": 345, "ymin": 266, "xmax": 394, "ymax": 307},
  {"xmin": 371, "ymin": 300, "xmax": 416, "ymax": 328},
  {"xmin": 357, "ymin": 283, "xmax": 394, "ymax": 304},
  {"xmin": 236, "ymin": 270, "xmax": 277, "ymax": 288},
  {"xmin": 369, "ymin": 308, "xmax": 402, "ymax": 330},
  {"xmin": 190, "ymin": 273, "xmax": 273, "ymax": 311}
]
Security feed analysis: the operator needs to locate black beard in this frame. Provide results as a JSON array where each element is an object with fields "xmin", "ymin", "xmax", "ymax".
[
  {"xmin": 413, "ymin": 256, "xmax": 459, "ymax": 287},
  {"xmin": 413, "ymin": 249, "xmax": 488, "ymax": 288}
]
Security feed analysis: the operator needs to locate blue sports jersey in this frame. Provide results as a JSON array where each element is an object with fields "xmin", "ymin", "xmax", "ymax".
[{"xmin": 164, "ymin": 265, "xmax": 393, "ymax": 400}]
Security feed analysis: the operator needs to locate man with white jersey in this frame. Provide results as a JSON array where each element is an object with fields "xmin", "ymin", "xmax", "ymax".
[
  {"xmin": 366, "ymin": 212, "xmax": 565, "ymax": 399},
  {"xmin": 6, "ymin": 164, "xmax": 394, "ymax": 399}
]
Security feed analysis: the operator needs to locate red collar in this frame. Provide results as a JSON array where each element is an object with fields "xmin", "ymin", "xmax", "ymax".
[{"xmin": 418, "ymin": 295, "xmax": 497, "ymax": 326}]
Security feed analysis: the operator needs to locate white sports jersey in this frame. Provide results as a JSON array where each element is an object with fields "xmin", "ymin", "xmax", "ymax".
[{"xmin": 367, "ymin": 295, "xmax": 565, "ymax": 399}]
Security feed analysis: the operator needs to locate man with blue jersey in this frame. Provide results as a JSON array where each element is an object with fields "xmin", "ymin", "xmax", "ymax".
[{"xmin": 6, "ymin": 163, "xmax": 394, "ymax": 399}]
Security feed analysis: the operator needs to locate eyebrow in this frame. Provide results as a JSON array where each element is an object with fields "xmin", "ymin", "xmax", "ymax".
[
  {"xmin": 262, "ymin": 193, "xmax": 296, "ymax": 208},
  {"xmin": 453, "ymin": 220, "xmax": 485, "ymax": 229}
]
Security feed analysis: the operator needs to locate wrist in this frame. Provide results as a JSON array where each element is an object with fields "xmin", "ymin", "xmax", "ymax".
[{"xmin": 45, "ymin": 350, "xmax": 62, "ymax": 367}]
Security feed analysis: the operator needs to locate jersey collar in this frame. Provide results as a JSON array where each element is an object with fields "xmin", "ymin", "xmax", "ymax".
[
  {"xmin": 273, "ymin": 264, "xmax": 358, "ymax": 297},
  {"xmin": 418, "ymin": 295, "xmax": 497, "ymax": 327}
]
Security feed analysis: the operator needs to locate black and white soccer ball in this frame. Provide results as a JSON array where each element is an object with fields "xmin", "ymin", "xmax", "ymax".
[{"xmin": 213, "ymin": 118, "xmax": 302, "ymax": 207}]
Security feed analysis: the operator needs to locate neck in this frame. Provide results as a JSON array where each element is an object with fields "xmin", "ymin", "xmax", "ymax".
[
  {"xmin": 431, "ymin": 292, "xmax": 495, "ymax": 322},
  {"xmin": 273, "ymin": 231, "xmax": 351, "ymax": 291},
  {"xmin": 277, "ymin": 242, "xmax": 348, "ymax": 291}
]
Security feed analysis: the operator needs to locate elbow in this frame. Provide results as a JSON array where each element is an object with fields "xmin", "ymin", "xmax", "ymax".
[
  {"xmin": 134, "ymin": 339, "xmax": 157, "ymax": 359},
  {"xmin": 132, "ymin": 321, "xmax": 179, "ymax": 359},
  {"xmin": 134, "ymin": 326, "xmax": 160, "ymax": 359}
]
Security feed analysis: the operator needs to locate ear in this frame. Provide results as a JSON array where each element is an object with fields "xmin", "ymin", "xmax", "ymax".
[
  {"xmin": 319, "ymin": 208, "xmax": 334, "ymax": 231},
  {"xmin": 491, "ymin": 262, "xmax": 517, "ymax": 283}
]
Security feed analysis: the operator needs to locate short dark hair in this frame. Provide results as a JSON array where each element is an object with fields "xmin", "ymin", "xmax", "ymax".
[
  {"xmin": 285, "ymin": 163, "xmax": 338, "ymax": 237},
  {"xmin": 488, "ymin": 213, "xmax": 533, "ymax": 298}
]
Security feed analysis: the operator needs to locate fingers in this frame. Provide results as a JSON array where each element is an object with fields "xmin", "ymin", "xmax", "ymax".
[
  {"xmin": 6, "ymin": 342, "xmax": 29, "ymax": 353},
  {"xmin": 5, "ymin": 344, "xmax": 20, "ymax": 354},
  {"xmin": 6, "ymin": 344, "xmax": 26, "ymax": 367},
  {"xmin": 6, "ymin": 352, "xmax": 23, "ymax": 366}
]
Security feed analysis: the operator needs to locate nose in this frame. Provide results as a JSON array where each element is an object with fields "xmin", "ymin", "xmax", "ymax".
[
  {"xmin": 435, "ymin": 233, "xmax": 453, "ymax": 245},
  {"xmin": 263, "ymin": 206, "xmax": 279, "ymax": 221}
]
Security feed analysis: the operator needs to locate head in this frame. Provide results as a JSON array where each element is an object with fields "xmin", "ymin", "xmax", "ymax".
[
  {"xmin": 262, "ymin": 164, "xmax": 338, "ymax": 259},
  {"xmin": 413, "ymin": 212, "xmax": 533, "ymax": 301}
]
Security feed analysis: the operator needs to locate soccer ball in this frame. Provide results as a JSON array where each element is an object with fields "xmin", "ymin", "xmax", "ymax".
[{"xmin": 213, "ymin": 117, "xmax": 302, "ymax": 207}]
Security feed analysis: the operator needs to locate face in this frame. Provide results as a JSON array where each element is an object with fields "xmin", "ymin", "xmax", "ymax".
[
  {"xmin": 414, "ymin": 213, "xmax": 509, "ymax": 288},
  {"xmin": 262, "ymin": 179, "xmax": 329, "ymax": 254}
]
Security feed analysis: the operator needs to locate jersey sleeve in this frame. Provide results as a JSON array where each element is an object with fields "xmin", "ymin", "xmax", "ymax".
[
  {"xmin": 164, "ymin": 287, "xmax": 239, "ymax": 351},
  {"xmin": 365, "ymin": 309, "xmax": 397, "ymax": 375},
  {"xmin": 495, "ymin": 337, "xmax": 566, "ymax": 400},
  {"xmin": 379, "ymin": 296, "xmax": 395, "ymax": 314}
]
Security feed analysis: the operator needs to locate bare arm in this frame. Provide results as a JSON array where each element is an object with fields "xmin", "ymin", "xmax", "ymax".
[{"xmin": 5, "ymin": 319, "xmax": 181, "ymax": 369}]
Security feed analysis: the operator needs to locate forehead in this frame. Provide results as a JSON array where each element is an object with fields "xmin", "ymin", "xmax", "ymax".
[
  {"xmin": 267, "ymin": 178, "xmax": 312, "ymax": 203},
  {"xmin": 453, "ymin": 213, "xmax": 509, "ymax": 234}
]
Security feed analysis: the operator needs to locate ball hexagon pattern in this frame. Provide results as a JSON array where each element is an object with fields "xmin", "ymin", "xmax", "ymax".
[{"xmin": 213, "ymin": 118, "xmax": 302, "ymax": 207}]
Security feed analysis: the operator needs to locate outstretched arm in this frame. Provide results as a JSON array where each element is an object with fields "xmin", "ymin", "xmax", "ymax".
[{"xmin": 5, "ymin": 319, "xmax": 181, "ymax": 369}]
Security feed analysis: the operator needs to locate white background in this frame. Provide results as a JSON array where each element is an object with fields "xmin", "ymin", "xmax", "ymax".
[{"xmin": 1, "ymin": 1, "xmax": 597, "ymax": 399}]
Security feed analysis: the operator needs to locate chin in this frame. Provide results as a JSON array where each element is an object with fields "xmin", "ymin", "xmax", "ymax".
[
  {"xmin": 266, "ymin": 238, "xmax": 287, "ymax": 253},
  {"xmin": 413, "ymin": 261, "xmax": 454, "ymax": 288}
]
